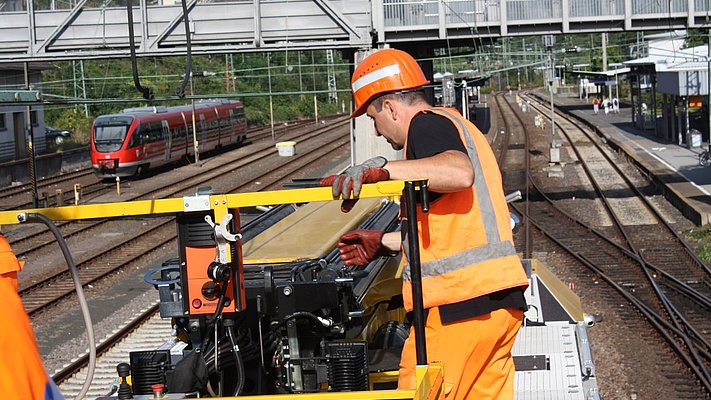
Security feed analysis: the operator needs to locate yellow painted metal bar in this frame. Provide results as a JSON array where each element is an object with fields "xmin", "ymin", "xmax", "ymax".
[
  {"xmin": 369, "ymin": 370, "xmax": 400, "ymax": 386},
  {"xmin": 212, "ymin": 390, "xmax": 415, "ymax": 399},
  {"xmin": 412, "ymin": 363, "xmax": 444, "ymax": 400},
  {"xmin": 0, "ymin": 181, "xmax": 408, "ymax": 226}
]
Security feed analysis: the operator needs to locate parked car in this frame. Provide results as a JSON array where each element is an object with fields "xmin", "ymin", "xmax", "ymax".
[{"xmin": 45, "ymin": 126, "xmax": 73, "ymax": 145}]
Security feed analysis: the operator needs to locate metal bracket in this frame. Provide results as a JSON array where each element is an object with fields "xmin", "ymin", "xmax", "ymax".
[
  {"xmin": 205, "ymin": 214, "xmax": 242, "ymax": 264},
  {"xmin": 183, "ymin": 194, "xmax": 211, "ymax": 211}
]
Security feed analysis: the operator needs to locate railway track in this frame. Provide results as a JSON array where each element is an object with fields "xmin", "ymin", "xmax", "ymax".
[
  {"xmin": 0, "ymin": 167, "xmax": 102, "ymax": 210},
  {"xmin": 7, "ymin": 118, "xmax": 346, "ymax": 276},
  {"xmin": 495, "ymin": 90, "xmax": 711, "ymax": 398},
  {"xmin": 0, "ymin": 119, "xmax": 321, "ymax": 212},
  {"xmin": 15, "ymin": 117, "xmax": 349, "ymax": 320}
]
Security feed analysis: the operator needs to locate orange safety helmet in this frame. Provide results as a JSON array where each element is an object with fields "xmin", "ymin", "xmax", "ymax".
[{"xmin": 350, "ymin": 49, "xmax": 430, "ymax": 118}]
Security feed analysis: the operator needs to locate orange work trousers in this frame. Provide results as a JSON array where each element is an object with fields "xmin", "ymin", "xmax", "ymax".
[{"xmin": 398, "ymin": 307, "xmax": 523, "ymax": 400}]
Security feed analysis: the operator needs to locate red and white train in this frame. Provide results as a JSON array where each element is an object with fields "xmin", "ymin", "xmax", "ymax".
[{"xmin": 91, "ymin": 99, "xmax": 247, "ymax": 179}]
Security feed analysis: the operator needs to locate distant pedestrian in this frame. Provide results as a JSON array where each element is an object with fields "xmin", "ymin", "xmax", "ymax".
[
  {"xmin": 592, "ymin": 98, "xmax": 600, "ymax": 114},
  {"xmin": 602, "ymin": 98, "xmax": 610, "ymax": 115},
  {"xmin": 612, "ymin": 97, "xmax": 619, "ymax": 113}
]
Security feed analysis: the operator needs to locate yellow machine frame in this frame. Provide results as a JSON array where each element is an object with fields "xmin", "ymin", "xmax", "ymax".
[{"xmin": 0, "ymin": 181, "xmax": 444, "ymax": 400}]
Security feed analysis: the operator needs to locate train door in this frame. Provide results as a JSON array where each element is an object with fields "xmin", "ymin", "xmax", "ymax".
[
  {"xmin": 213, "ymin": 108, "xmax": 222, "ymax": 146},
  {"xmin": 199, "ymin": 114, "xmax": 206, "ymax": 153},
  {"xmin": 140, "ymin": 121, "xmax": 164, "ymax": 167},
  {"xmin": 179, "ymin": 111, "xmax": 192, "ymax": 157},
  {"xmin": 228, "ymin": 109, "xmax": 236, "ymax": 143},
  {"xmin": 162, "ymin": 120, "xmax": 171, "ymax": 162}
]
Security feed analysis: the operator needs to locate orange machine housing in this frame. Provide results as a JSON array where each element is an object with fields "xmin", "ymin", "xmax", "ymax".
[{"xmin": 177, "ymin": 209, "xmax": 245, "ymax": 315}]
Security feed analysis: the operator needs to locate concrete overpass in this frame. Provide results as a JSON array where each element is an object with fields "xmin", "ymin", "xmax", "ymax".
[{"xmin": 1, "ymin": 0, "xmax": 710, "ymax": 64}]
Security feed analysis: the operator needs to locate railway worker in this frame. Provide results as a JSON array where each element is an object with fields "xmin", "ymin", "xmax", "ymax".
[
  {"xmin": 319, "ymin": 48, "xmax": 529, "ymax": 400},
  {"xmin": 0, "ymin": 233, "xmax": 65, "ymax": 399}
]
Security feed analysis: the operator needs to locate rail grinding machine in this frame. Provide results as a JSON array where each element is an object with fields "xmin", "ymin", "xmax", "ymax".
[{"xmin": 122, "ymin": 181, "xmax": 435, "ymax": 398}]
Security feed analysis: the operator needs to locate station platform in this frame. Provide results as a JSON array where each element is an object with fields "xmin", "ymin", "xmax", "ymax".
[{"xmin": 537, "ymin": 92, "xmax": 711, "ymax": 226}]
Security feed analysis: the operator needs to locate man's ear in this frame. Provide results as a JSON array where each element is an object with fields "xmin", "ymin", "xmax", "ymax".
[{"xmin": 384, "ymin": 99, "xmax": 397, "ymax": 119}]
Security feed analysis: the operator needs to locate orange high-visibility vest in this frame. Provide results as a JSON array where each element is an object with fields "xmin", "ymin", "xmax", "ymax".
[
  {"xmin": 0, "ymin": 234, "xmax": 59, "ymax": 399},
  {"xmin": 401, "ymin": 108, "xmax": 528, "ymax": 311},
  {"xmin": 0, "ymin": 232, "xmax": 22, "ymax": 288}
]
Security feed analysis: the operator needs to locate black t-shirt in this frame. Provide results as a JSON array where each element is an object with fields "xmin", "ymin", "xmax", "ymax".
[
  {"xmin": 406, "ymin": 112, "xmax": 467, "ymax": 160},
  {"xmin": 406, "ymin": 113, "xmax": 467, "ymax": 202},
  {"xmin": 405, "ymin": 111, "xmax": 527, "ymax": 321}
]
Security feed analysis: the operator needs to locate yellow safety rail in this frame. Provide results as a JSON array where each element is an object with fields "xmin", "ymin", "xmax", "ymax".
[{"xmin": 0, "ymin": 181, "xmax": 407, "ymax": 226}]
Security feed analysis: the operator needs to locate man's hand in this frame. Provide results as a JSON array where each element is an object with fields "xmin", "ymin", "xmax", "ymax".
[
  {"xmin": 318, "ymin": 156, "xmax": 389, "ymax": 212},
  {"xmin": 337, "ymin": 229, "xmax": 391, "ymax": 266}
]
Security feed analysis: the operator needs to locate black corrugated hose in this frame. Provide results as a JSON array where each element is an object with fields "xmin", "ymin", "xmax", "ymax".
[{"xmin": 126, "ymin": 1, "xmax": 153, "ymax": 100}]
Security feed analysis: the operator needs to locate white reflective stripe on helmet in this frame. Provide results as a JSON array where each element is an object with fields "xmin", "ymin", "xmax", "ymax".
[{"xmin": 352, "ymin": 64, "xmax": 401, "ymax": 93}]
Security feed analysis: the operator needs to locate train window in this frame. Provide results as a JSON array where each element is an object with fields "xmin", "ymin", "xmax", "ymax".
[
  {"xmin": 127, "ymin": 130, "xmax": 140, "ymax": 149},
  {"xmin": 173, "ymin": 125, "xmax": 187, "ymax": 146},
  {"xmin": 208, "ymin": 118, "xmax": 219, "ymax": 138},
  {"xmin": 94, "ymin": 116, "xmax": 133, "ymax": 152},
  {"xmin": 199, "ymin": 116, "xmax": 206, "ymax": 135},
  {"xmin": 141, "ymin": 121, "xmax": 163, "ymax": 143}
]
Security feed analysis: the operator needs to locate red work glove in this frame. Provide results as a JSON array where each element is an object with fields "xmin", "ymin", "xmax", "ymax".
[
  {"xmin": 318, "ymin": 156, "xmax": 390, "ymax": 213},
  {"xmin": 337, "ymin": 229, "xmax": 391, "ymax": 266}
]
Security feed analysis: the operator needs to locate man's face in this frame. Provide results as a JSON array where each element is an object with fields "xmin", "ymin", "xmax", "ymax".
[{"xmin": 366, "ymin": 101, "xmax": 404, "ymax": 151}]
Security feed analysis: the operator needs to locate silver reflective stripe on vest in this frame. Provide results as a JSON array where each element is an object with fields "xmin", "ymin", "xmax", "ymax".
[
  {"xmin": 402, "ymin": 240, "xmax": 517, "ymax": 281},
  {"xmin": 434, "ymin": 108, "xmax": 502, "ymax": 245},
  {"xmin": 400, "ymin": 108, "xmax": 510, "ymax": 282}
]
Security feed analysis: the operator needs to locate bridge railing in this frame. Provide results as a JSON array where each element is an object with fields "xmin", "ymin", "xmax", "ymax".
[
  {"xmin": 384, "ymin": 0, "xmax": 439, "ymax": 27},
  {"xmin": 569, "ymin": 0, "xmax": 624, "ymax": 18},
  {"xmin": 383, "ymin": 0, "xmax": 711, "ymax": 30},
  {"xmin": 507, "ymin": 0, "xmax": 561, "ymax": 21},
  {"xmin": 444, "ymin": 0, "xmax": 501, "ymax": 25},
  {"xmin": 633, "ymin": 0, "xmax": 687, "ymax": 14}
]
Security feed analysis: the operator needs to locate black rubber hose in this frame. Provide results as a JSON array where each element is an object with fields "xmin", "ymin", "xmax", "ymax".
[
  {"xmin": 174, "ymin": 0, "xmax": 193, "ymax": 98},
  {"xmin": 20, "ymin": 212, "xmax": 96, "ymax": 400},
  {"xmin": 206, "ymin": 279, "xmax": 230, "ymax": 326},
  {"xmin": 225, "ymin": 324, "xmax": 245, "ymax": 396},
  {"xmin": 126, "ymin": 1, "xmax": 153, "ymax": 100},
  {"xmin": 270, "ymin": 311, "xmax": 327, "ymax": 348}
]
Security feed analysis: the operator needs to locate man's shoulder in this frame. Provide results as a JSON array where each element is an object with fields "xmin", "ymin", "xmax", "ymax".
[{"xmin": 415, "ymin": 109, "xmax": 458, "ymax": 124}]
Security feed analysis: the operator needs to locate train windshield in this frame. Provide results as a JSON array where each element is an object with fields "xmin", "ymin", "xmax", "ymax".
[{"xmin": 93, "ymin": 115, "xmax": 134, "ymax": 152}]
